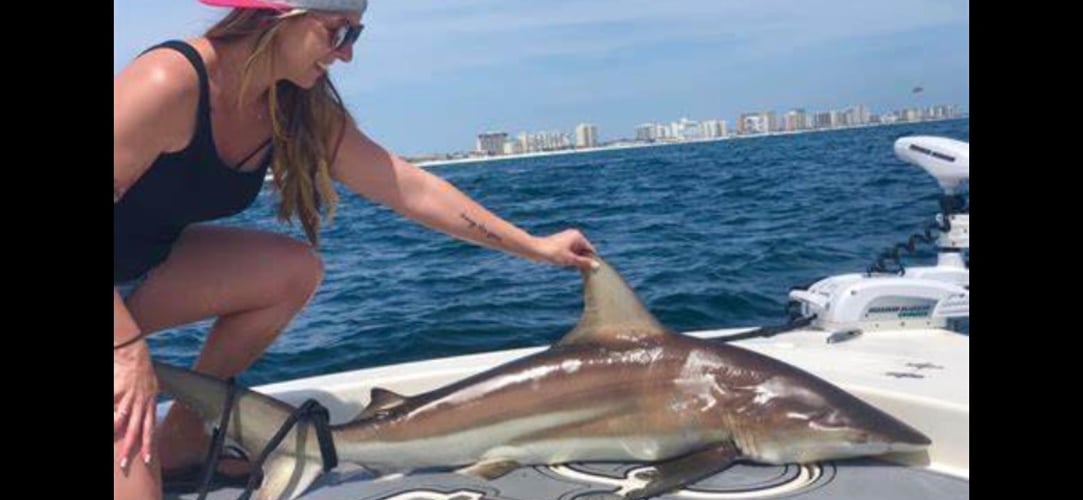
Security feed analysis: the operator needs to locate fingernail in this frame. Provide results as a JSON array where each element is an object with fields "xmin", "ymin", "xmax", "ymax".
[
  {"xmin": 590, "ymin": 260, "xmax": 600, "ymax": 270},
  {"xmin": 120, "ymin": 457, "xmax": 129, "ymax": 469},
  {"xmin": 144, "ymin": 453, "xmax": 152, "ymax": 465}
]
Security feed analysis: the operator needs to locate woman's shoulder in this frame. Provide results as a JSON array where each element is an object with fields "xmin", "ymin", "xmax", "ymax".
[
  {"xmin": 115, "ymin": 40, "xmax": 204, "ymax": 114},
  {"xmin": 114, "ymin": 39, "xmax": 206, "ymax": 153}
]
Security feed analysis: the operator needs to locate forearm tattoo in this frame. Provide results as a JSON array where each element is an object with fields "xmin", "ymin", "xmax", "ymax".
[{"xmin": 460, "ymin": 213, "xmax": 502, "ymax": 242}]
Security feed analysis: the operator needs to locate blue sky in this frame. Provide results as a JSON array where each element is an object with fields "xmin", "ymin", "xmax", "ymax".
[{"xmin": 114, "ymin": 0, "xmax": 969, "ymax": 156}]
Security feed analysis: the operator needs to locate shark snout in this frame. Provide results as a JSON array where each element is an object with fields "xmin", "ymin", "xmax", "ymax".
[
  {"xmin": 808, "ymin": 403, "xmax": 932, "ymax": 460},
  {"xmin": 880, "ymin": 424, "xmax": 932, "ymax": 451},
  {"xmin": 839, "ymin": 396, "xmax": 931, "ymax": 453},
  {"xmin": 850, "ymin": 417, "xmax": 931, "ymax": 456}
]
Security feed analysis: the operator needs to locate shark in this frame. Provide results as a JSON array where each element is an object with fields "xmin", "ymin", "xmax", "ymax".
[{"xmin": 154, "ymin": 256, "xmax": 931, "ymax": 499}]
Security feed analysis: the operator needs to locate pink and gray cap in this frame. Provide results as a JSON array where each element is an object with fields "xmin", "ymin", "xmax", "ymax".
[{"xmin": 198, "ymin": 0, "xmax": 367, "ymax": 14}]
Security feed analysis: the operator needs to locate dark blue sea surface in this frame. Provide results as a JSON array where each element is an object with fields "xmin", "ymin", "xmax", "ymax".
[{"xmin": 149, "ymin": 119, "xmax": 969, "ymax": 386}]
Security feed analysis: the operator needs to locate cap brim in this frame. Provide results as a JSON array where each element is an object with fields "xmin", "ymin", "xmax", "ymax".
[{"xmin": 197, "ymin": 0, "xmax": 291, "ymax": 10}]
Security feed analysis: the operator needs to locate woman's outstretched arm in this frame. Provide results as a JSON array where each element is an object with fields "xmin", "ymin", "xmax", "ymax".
[{"xmin": 330, "ymin": 125, "xmax": 597, "ymax": 270}]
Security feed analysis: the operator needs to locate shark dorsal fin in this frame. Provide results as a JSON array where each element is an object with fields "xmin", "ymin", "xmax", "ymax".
[
  {"xmin": 556, "ymin": 256, "xmax": 673, "ymax": 347},
  {"xmin": 353, "ymin": 387, "xmax": 409, "ymax": 420}
]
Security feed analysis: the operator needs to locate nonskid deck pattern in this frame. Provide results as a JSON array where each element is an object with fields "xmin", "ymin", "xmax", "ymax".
[{"xmin": 169, "ymin": 457, "xmax": 968, "ymax": 500}]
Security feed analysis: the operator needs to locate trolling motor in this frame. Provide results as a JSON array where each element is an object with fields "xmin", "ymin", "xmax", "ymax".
[{"xmin": 788, "ymin": 136, "xmax": 969, "ymax": 334}]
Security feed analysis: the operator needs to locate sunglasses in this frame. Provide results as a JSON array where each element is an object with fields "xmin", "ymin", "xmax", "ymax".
[{"xmin": 330, "ymin": 22, "xmax": 364, "ymax": 51}]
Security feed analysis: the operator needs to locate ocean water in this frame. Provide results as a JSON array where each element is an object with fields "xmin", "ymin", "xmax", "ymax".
[{"xmin": 148, "ymin": 118, "xmax": 969, "ymax": 386}]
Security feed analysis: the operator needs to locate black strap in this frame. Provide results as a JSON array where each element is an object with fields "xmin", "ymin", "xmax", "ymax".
[
  {"xmin": 191, "ymin": 376, "xmax": 339, "ymax": 499},
  {"xmin": 196, "ymin": 377, "xmax": 240, "ymax": 500},
  {"xmin": 714, "ymin": 315, "xmax": 816, "ymax": 343},
  {"xmin": 233, "ymin": 138, "xmax": 273, "ymax": 171},
  {"xmin": 137, "ymin": 40, "xmax": 272, "ymax": 171},
  {"xmin": 139, "ymin": 40, "xmax": 215, "ymax": 155},
  {"xmin": 140, "ymin": 40, "xmax": 211, "ymax": 137},
  {"xmin": 237, "ymin": 400, "xmax": 338, "ymax": 500},
  {"xmin": 113, "ymin": 331, "xmax": 150, "ymax": 351}
]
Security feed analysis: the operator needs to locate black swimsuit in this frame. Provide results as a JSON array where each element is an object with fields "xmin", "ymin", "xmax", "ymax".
[{"xmin": 114, "ymin": 40, "xmax": 272, "ymax": 284}]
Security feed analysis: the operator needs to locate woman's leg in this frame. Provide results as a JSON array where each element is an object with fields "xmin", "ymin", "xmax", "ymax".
[
  {"xmin": 114, "ymin": 448, "xmax": 160, "ymax": 500},
  {"xmin": 114, "ymin": 224, "xmax": 323, "ymax": 497}
]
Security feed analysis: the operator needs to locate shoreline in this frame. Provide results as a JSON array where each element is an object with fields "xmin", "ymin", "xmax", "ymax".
[
  {"xmin": 262, "ymin": 117, "xmax": 968, "ymax": 181},
  {"xmin": 414, "ymin": 117, "xmax": 968, "ymax": 169}
]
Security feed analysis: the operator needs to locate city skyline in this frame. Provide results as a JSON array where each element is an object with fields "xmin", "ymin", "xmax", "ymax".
[
  {"xmin": 114, "ymin": 0, "xmax": 969, "ymax": 155},
  {"xmin": 409, "ymin": 113, "xmax": 966, "ymax": 168},
  {"xmin": 447, "ymin": 102, "xmax": 963, "ymax": 162}
]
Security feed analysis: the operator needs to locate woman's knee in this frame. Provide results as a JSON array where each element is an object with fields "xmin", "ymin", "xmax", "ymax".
[{"xmin": 277, "ymin": 238, "xmax": 325, "ymax": 302}]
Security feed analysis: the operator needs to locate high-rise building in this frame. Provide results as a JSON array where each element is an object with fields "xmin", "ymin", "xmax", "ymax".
[
  {"xmin": 635, "ymin": 123, "xmax": 655, "ymax": 142},
  {"xmin": 518, "ymin": 130, "xmax": 572, "ymax": 152},
  {"xmin": 738, "ymin": 113, "xmax": 767, "ymax": 135},
  {"xmin": 503, "ymin": 139, "xmax": 522, "ymax": 155},
  {"xmin": 575, "ymin": 123, "xmax": 598, "ymax": 148},
  {"xmin": 764, "ymin": 111, "xmax": 779, "ymax": 133},
  {"xmin": 785, "ymin": 109, "xmax": 807, "ymax": 132},
  {"xmin": 840, "ymin": 108, "xmax": 853, "ymax": 127},
  {"xmin": 854, "ymin": 105, "xmax": 870, "ymax": 125},
  {"xmin": 814, "ymin": 112, "xmax": 833, "ymax": 129},
  {"xmin": 837, "ymin": 105, "xmax": 869, "ymax": 127},
  {"xmin": 672, "ymin": 118, "xmax": 701, "ymax": 141},
  {"xmin": 655, "ymin": 124, "xmax": 672, "ymax": 140},
  {"xmin": 702, "ymin": 119, "xmax": 727, "ymax": 139},
  {"xmin": 476, "ymin": 132, "xmax": 508, "ymax": 156}
]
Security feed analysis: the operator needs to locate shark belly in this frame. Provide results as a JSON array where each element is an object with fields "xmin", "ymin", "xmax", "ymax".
[
  {"xmin": 343, "ymin": 414, "xmax": 721, "ymax": 472},
  {"xmin": 338, "ymin": 407, "xmax": 615, "ymax": 471}
]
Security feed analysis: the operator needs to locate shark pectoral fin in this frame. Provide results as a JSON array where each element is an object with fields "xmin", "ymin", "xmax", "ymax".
[
  {"xmin": 254, "ymin": 454, "xmax": 325, "ymax": 500},
  {"xmin": 454, "ymin": 458, "xmax": 522, "ymax": 480},
  {"xmin": 623, "ymin": 443, "xmax": 740, "ymax": 500},
  {"xmin": 353, "ymin": 387, "xmax": 410, "ymax": 420}
]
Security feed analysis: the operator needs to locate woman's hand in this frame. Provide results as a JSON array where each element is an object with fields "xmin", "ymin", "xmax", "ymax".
[
  {"xmin": 532, "ymin": 229, "xmax": 599, "ymax": 271},
  {"xmin": 113, "ymin": 340, "xmax": 158, "ymax": 469}
]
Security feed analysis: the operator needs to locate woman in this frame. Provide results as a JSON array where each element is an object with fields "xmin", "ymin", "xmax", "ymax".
[{"xmin": 113, "ymin": 1, "xmax": 597, "ymax": 497}]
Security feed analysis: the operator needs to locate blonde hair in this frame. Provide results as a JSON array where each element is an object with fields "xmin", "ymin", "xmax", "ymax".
[{"xmin": 206, "ymin": 8, "xmax": 349, "ymax": 246}]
